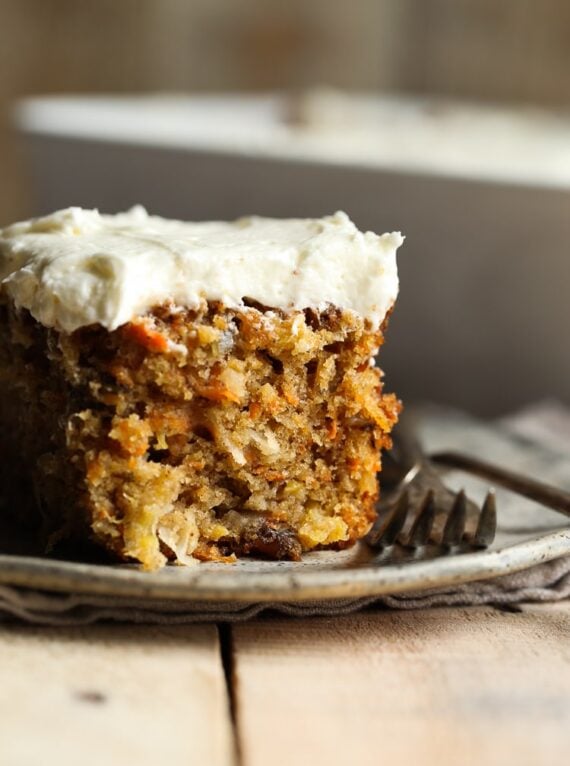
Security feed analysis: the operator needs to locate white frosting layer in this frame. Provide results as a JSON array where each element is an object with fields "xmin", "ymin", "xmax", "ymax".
[{"xmin": 0, "ymin": 207, "xmax": 402, "ymax": 333}]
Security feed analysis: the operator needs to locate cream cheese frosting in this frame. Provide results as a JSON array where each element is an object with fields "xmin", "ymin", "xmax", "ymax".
[{"xmin": 0, "ymin": 206, "xmax": 402, "ymax": 333}]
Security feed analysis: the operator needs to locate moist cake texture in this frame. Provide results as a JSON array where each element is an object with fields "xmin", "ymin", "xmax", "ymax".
[{"xmin": 0, "ymin": 207, "xmax": 403, "ymax": 569}]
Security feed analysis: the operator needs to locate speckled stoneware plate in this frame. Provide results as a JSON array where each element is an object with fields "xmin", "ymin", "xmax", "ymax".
[{"xmin": 0, "ymin": 526, "xmax": 568, "ymax": 603}]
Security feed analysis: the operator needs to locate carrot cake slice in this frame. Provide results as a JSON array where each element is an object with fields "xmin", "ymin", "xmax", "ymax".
[{"xmin": 0, "ymin": 207, "xmax": 403, "ymax": 569}]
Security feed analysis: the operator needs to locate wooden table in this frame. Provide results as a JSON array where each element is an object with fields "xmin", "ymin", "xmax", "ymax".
[{"xmin": 1, "ymin": 601, "xmax": 569, "ymax": 765}]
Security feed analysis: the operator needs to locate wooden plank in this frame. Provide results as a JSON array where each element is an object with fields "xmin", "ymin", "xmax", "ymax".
[
  {"xmin": 232, "ymin": 603, "xmax": 570, "ymax": 766},
  {"xmin": 0, "ymin": 623, "xmax": 234, "ymax": 766}
]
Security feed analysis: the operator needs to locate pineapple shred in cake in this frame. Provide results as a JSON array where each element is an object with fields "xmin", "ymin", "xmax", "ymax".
[{"xmin": 0, "ymin": 207, "xmax": 403, "ymax": 569}]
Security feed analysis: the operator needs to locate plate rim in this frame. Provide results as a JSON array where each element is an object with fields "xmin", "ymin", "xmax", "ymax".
[{"xmin": 0, "ymin": 528, "xmax": 568, "ymax": 603}]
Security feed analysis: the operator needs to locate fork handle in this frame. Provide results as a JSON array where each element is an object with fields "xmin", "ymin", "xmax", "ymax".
[{"xmin": 432, "ymin": 451, "xmax": 570, "ymax": 518}]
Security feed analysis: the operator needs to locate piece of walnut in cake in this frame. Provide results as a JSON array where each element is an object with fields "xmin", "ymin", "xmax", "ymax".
[{"xmin": 0, "ymin": 207, "xmax": 403, "ymax": 569}]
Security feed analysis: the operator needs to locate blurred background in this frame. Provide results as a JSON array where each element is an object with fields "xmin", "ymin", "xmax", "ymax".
[{"xmin": 1, "ymin": 0, "xmax": 570, "ymax": 415}]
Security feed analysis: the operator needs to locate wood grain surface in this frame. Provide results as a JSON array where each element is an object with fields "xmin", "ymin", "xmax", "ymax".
[
  {"xmin": 232, "ymin": 604, "xmax": 570, "ymax": 766},
  {"xmin": 0, "ymin": 624, "xmax": 234, "ymax": 766},
  {"xmin": 0, "ymin": 604, "xmax": 568, "ymax": 765}
]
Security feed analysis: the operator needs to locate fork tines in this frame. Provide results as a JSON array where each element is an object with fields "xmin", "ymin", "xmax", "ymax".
[
  {"xmin": 373, "ymin": 491, "xmax": 410, "ymax": 547},
  {"xmin": 406, "ymin": 490, "xmax": 436, "ymax": 547},
  {"xmin": 472, "ymin": 490, "xmax": 497, "ymax": 548},
  {"xmin": 442, "ymin": 489, "xmax": 467, "ymax": 546},
  {"xmin": 370, "ymin": 488, "xmax": 497, "ymax": 551}
]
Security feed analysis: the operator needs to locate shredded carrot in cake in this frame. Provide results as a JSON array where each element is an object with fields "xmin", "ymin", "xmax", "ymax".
[{"xmin": 123, "ymin": 321, "xmax": 169, "ymax": 353}]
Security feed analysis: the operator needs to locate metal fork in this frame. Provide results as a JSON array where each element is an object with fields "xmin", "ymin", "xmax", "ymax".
[{"xmin": 366, "ymin": 415, "xmax": 497, "ymax": 552}]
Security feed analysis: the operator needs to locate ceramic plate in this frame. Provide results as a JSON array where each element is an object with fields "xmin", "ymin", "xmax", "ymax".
[{"xmin": 0, "ymin": 525, "xmax": 568, "ymax": 603}]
